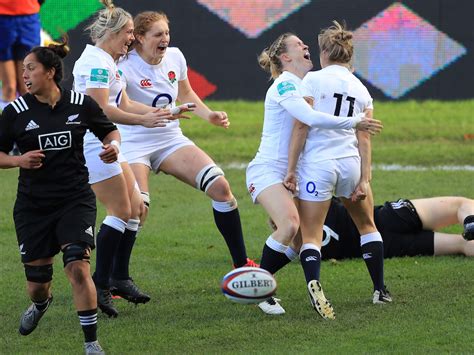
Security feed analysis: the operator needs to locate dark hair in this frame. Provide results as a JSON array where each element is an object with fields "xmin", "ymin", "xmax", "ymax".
[{"xmin": 28, "ymin": 36, "xmax": 70, "ymax": 85}]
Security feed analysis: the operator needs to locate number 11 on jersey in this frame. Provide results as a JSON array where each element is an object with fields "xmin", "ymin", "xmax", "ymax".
[{"xmin": 333, "ymin": 93, "xmax": 355, "ymax": 117}]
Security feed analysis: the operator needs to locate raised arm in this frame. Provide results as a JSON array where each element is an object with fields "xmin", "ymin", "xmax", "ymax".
[
  {"xmin": 280, "ymin": 95, "xmax": 382, "ymax": 134},
  {"xmin": 280, "ymin": 94, "xmax": 359, "ymax": 129},
  {"xmin": 178, "ymin": 78, "xmax": 229, "ymax": 128}
]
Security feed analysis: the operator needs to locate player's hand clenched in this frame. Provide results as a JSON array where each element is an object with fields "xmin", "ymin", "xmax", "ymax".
[
  {"xmin": 283, "ymin": 171, "xmax": 298, "ymax": 194},
  {"xmin": 99, "ymin": 143, "xmax": 119, "ymax": 164},
  {"xmin": 350, "ymin": 181, "xmax": 369, "ymax": 202},
  {"xmin": 208, "ymin": 111, "xmax": 230, "ymax": 129},
  {"xmin": 18, "ymin": 150, "xmax": 45, "ymax": 169}
]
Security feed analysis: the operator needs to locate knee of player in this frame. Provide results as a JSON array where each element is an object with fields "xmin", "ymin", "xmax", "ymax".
[
  {"xmin": 65, "ymin": 261, "xmax": 90, "ymax": 285},
  {"xmin": 195, "ymin": 164, "xmax": 228, "ymax": 196},
  {"xmin": 130, "ymin": 199, "xmax": 142, "ymax": 220},
  {"xmin": 287, "ymin": 217, "xmax": 301, "ymax": 238},
  {"xmin": 111, "ymin": 207, "xmax": 132, "ymax": 223},
  {"xmin": 353, "ymin": 215, "xmax": 376, "ymax": 231},
  {"xmin": 62, "ymin": 242, "xmax": 91, "ymax": 281},
  {"xmin": 279, "ymin": 215, "xmax": 300, "ymax": 239},
  {"xmin": 207, "ymin": 177, "xmax": 233, "ymax": 201}
]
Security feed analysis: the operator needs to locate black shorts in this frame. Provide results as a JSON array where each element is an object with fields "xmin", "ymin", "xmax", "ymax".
[
  {"xmin": 375, "ymin": 199, "xmax": 435, "ymax": 258},
  {"xmin": 13, "ymin": 193, "xmax": 96, "ymax": 263}
]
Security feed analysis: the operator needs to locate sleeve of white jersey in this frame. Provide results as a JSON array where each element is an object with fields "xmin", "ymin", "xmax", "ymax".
[
  {"xmin": 76, "ymin": 58, "xmax": 111, "ymax": 90},
  {"xmin": 176, "ymin": 48, "xmax": 188, "ymax": 81},
  {"xmin": 363, "ymin": 86, "xmax": 374, "ymax": 110},
  {"xmin": 273, "ymin": 79, "xmax": 301, "ymax": 104},
  {"xmin": 280, "ymin": 95, "xmax": 357, "ymax": 129}
]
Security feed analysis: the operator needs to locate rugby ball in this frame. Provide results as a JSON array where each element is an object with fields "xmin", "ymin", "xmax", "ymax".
[{"xmin": 221, "ymin": 267, "xmax": 277, "ymax": 304}]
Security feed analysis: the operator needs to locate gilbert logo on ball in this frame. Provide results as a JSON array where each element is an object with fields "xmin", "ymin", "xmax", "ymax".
[{"xmin": 221, "ymin": 267, "xmax": 277, "ymax": 304}]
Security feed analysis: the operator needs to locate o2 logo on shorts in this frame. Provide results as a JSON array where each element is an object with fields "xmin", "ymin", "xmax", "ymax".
[
  {"xmin": 38, "ymin": 131, "xmax": 71, "ymax": 151},
  {"xmin": 306, "ymin": 181, "xmax": 319, "ymax": 196}
]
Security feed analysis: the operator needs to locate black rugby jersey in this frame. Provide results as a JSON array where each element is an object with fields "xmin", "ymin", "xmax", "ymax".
[{"xmin": 0, "ymin": 88, "xmax": 117, "ymax": 206}]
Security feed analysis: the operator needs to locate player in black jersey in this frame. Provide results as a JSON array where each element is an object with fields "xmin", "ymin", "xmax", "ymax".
[
  {"xmin": 283, "ymin": 197, "xmax": 474, "ymax": 260},
  {"xmin": 0, "ymin": 39, "xmax": 118, "ymax": 354}
]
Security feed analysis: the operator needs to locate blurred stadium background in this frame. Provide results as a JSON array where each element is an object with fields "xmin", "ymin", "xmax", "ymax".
[{"xmin": 38, "ymin": 0, "xmax": 473, "ymax": 101}]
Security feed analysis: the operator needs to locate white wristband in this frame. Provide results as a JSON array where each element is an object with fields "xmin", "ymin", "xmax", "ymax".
[{"xmin": 110, "ymin": 140, "xmax": 120, "ymax": 152}]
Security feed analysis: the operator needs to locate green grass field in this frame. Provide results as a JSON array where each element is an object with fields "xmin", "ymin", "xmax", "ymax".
[{"xmin": 0, "ymin": 101, "xmax": 473, "ymax": 354}]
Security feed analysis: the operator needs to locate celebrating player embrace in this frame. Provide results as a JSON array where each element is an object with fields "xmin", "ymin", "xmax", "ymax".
[{"xmin": 247, "ymin": 31, "xmax": 382, "ymax": 317}]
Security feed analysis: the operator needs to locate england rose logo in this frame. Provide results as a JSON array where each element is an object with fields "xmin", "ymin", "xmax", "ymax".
[{"xmin": 168, "ymin": 71, "xmax": 176, "ymax": 84}]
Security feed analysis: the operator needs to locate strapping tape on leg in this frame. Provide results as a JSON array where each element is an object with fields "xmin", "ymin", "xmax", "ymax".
[
  {"xmin": 24, "ymin": 264, "xmax": 53, "ymax": 283},
  {"xmin": 195, "ymin": 164, "xmax": 224, "ymax": 192},
  {"xmin": 141, "ymin": 191, "xmax": 150, "ymax": 208},
  {"xmin": 62, "ymin": 242, "xmax": 91, "ymax": 267}
]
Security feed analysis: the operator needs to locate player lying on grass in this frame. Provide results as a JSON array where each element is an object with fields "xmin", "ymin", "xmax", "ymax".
[
  {"xmin": 280, "ymin": 196, "xmax": 474, "ymax": 260},
  {"xmin": 319, "ymin": 196, "xmax": 474, "ymax": 259}
]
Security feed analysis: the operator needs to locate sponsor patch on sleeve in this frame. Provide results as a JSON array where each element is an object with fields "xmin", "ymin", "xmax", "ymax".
[
  {"xmin": 277, "ymin": 81, "xmax": 296, "ymax": 95},
  {"xmin": 90, "ymin": 68, "xmax": 109, "ymax": 83}
]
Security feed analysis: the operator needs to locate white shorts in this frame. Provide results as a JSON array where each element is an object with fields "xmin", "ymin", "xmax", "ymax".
[
  {"xmin": 246, "ymin": 161, "xmax": 287, "ymax": 203},
  {"xmin": 122, "ymin": 134, "xmax": 195, "ymax": 172},
  {"xmin": 298, "ymin": 156, "xmax": 361, "ymax": 202},
  {"xmin": 84, "ymin": 135, "xmax": 125, "ymax": 184}
]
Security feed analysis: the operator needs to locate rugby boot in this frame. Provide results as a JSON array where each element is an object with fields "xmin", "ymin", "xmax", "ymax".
[
  {"xmin": 373, "ymin": 286, "xmax": 393, "ymax": 304},
  {"xmin": 96, "ymin": 287, "xmax": 118, "ymax": 317},
  {"xmin": 257, "ymin": 297, "xmax": 285, "ymax": 315},
  {"xmin": 110, "ymin": 278, "xmax": 151, "ymax": 304},
  {"xmin": 307, "ymin": 280, "xmax": 335, "ymax": 320},
  {"xmin": 462, "ymin": 215, "xmax": 474, "ymax": 241},
  {"xmin": 233, "ymin": 258, "xmax": 260, "ymax": 268},
  {"xmin": 84, "ymin": 340, "xmax": 105, "ymax": 354},
  {"xmin": 19, "ymin": 296, "xmax": 53, "ymax": 335}
]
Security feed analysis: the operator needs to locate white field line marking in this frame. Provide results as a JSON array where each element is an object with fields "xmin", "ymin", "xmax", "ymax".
[{"xmin": 222, "ymin": 163, "xmax": 474, "ymax": 171}]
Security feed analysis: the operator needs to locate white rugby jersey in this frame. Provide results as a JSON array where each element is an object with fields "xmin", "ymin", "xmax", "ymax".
[
  {"xmin": 300, "ymin": 65, "xmax": 373, "ymax": 163},
  {"xmin": 73, "ymin": 45, "xmax": 124, "ymax": 146},
  {"xmin": 251, "ymin": 71, "xmax": 303, "ymax": 164},
  {"xmin": 117, "ymin": 48, "xmax": 187, "ymax": 148},
  {"xmin": 72, "ymin": 45, "xmax": 124, "ymax": 107}
]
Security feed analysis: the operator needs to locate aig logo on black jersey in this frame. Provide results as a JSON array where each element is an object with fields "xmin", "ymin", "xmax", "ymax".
[{"xmin": 38, "ymin": 131, "xmax": 72, "ymax": 151}]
